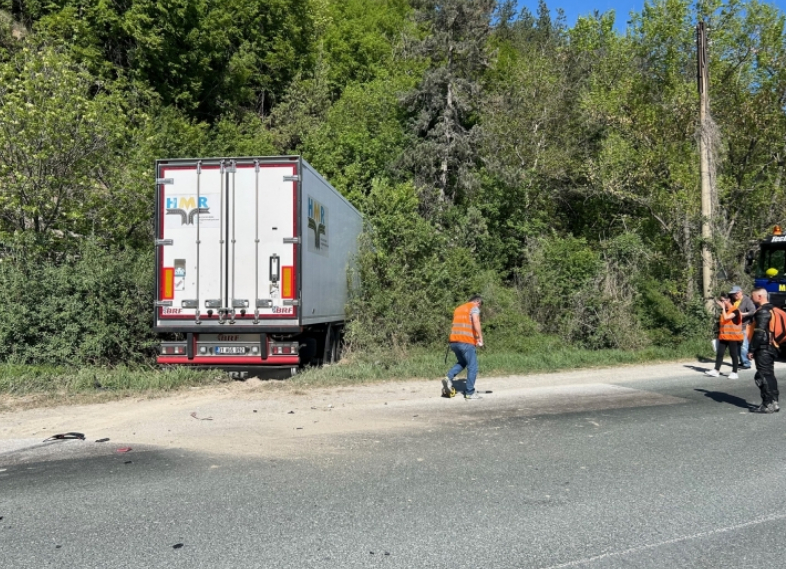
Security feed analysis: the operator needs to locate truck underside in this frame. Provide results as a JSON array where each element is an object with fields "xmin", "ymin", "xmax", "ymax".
[{"xmin": 157, "ymin": 324, "xmax": 344, "ymax": 379}]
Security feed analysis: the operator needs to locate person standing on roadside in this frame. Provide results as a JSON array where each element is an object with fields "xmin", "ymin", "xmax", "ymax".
[
  {"xmin": 730, "ymin": 285, "xmax": 756, "ymax": 370},
  {"xmin": 747, "ymin": 288, "xmax": 780, "ymax": 414},
  {"xmin": 706, "ymin": 294, "xmax": 743, "ymax": 379},
  {"xmin": 442, "ymin": 295, "xmax": 484, "ymax": 400}
]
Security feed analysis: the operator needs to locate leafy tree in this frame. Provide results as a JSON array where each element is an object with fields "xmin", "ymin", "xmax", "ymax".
[
  {"xmin": 578, "ymin": 1, "xmax": 703, "ymax": 300},
  {"xmin": 0, "ymin": 45, "xmax": 127, "ymax": 250},
  {"xmin": 17, "ymin": 0, "xmax": 315, "ymax": 121},
  {"xmin": 477, "ymin": 2, "xmax": 577, "ymax": 272},
  {"xmin": 318, "ymin": 0, "xmax": 413, "ymax": 95},
  {"xmin": 699, "ymin": 0, "xmax": 786, "ymax": 277},
  {"xmin": 303, "ymin": 76, "xmax": 414, "ymax": 205},
  {"xmin": 265, "ymin": 59, "xmax": 333, "ymax": 154}
]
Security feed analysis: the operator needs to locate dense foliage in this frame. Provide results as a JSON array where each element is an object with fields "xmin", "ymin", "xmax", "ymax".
[{"xmin": 1, "ymin": 0, "xmax": 785, "ymax": 364}]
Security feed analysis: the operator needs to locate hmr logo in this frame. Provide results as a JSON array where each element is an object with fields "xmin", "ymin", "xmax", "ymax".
[
  {"xmin": 307, "ymin": 196, "xmax": 326, "ymax": 250},
  {"xmin": 308, "ymin": 197, "xmax": 325, "ymax": 226},
  {"xmin": 166, "ymin": 196, "xmax": 210, "ymax": 225}
]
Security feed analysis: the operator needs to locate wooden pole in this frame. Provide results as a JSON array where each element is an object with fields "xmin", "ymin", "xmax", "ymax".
[{"xmin": 697, "ymin": 21, "xmax": 713, "ymax": 312}]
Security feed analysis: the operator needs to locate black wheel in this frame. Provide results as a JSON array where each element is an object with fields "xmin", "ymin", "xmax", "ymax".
[{"xmin": 299, "ymin": 337, "xmax": 318, "ymax": 367}]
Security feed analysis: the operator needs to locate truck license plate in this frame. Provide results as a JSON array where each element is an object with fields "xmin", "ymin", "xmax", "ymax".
[{"xmin": 215, "ymin": 346, "xmax": 246, "ymax": 355}]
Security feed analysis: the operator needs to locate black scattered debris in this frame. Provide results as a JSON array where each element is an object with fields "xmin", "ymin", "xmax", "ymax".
[
  {"xmin": 296, "ymin": 427, "xmax": 303, "ymax": 430},
  {"xmin": 43, "ymin": 432, "xmax": 85, "ymax": 442},
  {"xmin": 55, "ymin": 545, "xmax": 62, "ymax": 549},
  {"xmin": 95, "ymin": 438, "xmax": 110, "ymax": 443},
  {"xmin": 288, "ymin": 411, "xmax": 295, "ymax": 414},
  {"xmin": 124, "ymin": 461, "xmax": 132, "ymax": 464},
  {"xmin": 190, "ymin": 412, "xmax": 213, "ymax": 420},
  {"xmin": 253, "ymin": 410, "xmax": 258, "ymax": 413},
  {"xmin": 385, "ymin": 552, "xmax": 390, "ymax": 556},
  {"xmin": 173, "ymin": 543, "xmax": 184, "ymax": 549},
  {"xmin": 370, "ymin": 551, "xmax": 374, "ymax": 555},
  {"xmin": 413, "ymin": 415, "xmax": 418, "ymax": 418},
  {"xmin": 311, "ymin": 407, "xmax": 317, "ymax": 410},
  {"xmin": 0, "ymin": 516, "xmax": 3, "ymax": 521}
]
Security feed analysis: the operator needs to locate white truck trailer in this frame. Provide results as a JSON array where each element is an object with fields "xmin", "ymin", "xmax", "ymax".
[{"xmin": 154, "ymin": 156, "xmax": 363, "ymax": 378}]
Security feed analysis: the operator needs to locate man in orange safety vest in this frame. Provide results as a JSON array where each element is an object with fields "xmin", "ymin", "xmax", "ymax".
[{"xmin": 442, "ymin": 295, "xmax": 484, "ymax": 400}]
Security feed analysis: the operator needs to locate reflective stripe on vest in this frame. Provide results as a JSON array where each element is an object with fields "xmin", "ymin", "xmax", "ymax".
[
  {"xmin": 719, "ymin": 313, "xmax": 744, "ymax": 341},
  {"xmin": 449, "ymin": 302, "xmax": 477, "ymax": 345}
]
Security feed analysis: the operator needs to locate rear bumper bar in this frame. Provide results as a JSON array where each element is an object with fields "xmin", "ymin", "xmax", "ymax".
[{"xmin": 157, "ymin": 356, "xmax": 300, "ymax": 365}]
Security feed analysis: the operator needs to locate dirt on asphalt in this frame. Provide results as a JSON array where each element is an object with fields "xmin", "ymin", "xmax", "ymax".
[{"xmin": 0, "ymin": 361, "xmax": 717, "ymax": 463}]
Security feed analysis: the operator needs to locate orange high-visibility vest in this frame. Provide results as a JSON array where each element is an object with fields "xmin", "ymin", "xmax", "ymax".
[
  {"xmin": 449, "ymin": 302, "xmax": 477, "ymax": 345},
  {"xmin": 719, "ymin": 311, "xmax": 743, "ymax": 341}
]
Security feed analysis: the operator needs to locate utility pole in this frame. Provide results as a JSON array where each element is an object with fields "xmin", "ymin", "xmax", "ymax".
[{"xmin": 697, "ymin": 21, "xmax": 713, "ymax": 312}]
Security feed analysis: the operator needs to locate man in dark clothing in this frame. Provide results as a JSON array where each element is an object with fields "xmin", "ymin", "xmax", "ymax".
[
  {"xmin": 747, "ymin": 288, "xmax": 780, "ymax": 413},
  {"xmin": 730, "ymin": 285, "xmax": 756, "ymax": 369}
]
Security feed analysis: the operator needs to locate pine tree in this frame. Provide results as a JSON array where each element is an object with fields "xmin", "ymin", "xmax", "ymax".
[{"xmin": 400, "ymin": 0, "xmax": 496, "ymax": 207}]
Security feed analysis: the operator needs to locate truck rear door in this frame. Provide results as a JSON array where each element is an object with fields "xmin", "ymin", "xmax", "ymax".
[{"xmin": 155, "ymin": 158, "xmax": 300, "ymax": 328}]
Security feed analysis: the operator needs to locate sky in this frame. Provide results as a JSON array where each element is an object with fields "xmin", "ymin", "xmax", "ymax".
[{"xmin": 516, "ymin": 0, "xmax": 786, "ymax": 31}]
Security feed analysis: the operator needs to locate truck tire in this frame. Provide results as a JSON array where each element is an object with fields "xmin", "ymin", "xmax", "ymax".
[{"xmin": 299, "ymin": 337, "xmax": 318, "ymax": 367}]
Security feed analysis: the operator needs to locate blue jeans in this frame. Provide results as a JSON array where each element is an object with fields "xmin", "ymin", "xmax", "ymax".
[
  {"xmin": 447, "ymin": 342, "xmax": 478, "ymax": 394},
  {"xmin": 741, "ymin": 335, "xmax": 751, "ymax": 367}
]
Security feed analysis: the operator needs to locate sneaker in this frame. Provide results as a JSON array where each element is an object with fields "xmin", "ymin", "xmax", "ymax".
[
  {"xmin": 464, "ymin": 391, "xmax": 482, "ymax": 400},
  {"xmin": 705, "ymin": 369, "xmax": 720, "ymax": 377},
  {"xmin": 750, "ymin": 403, "xmax": 776, "ymax": 414},
  {"xmin": 774, "ymin": 402, "xmax": 781, "ymax": 412},
  {"xmin": 441, "ymin": 377, "xmax": 456, "ymax": 398},
  {"xmin": 728, "ymin": 372, "xmax": 739, "ymax": 380},
  {"xmin": 740, "ymin": 365, "xmax": 752, "ymax": 370}
]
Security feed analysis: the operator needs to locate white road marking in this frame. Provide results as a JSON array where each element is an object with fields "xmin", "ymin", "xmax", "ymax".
[{"xmin": 540, "ymin": 511, "xmax": 786, "ymax": 568}]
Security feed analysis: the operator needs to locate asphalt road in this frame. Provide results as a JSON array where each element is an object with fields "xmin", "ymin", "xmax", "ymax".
[{"xmin": 3, "ymin": 367, "xmax": 786, "ymax": 568}]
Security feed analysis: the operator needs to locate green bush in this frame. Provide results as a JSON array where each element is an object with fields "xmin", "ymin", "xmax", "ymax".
[
  {"xmin": 0, "ymin": 238, "xmax": 155, "ymax": 365},
  {"xmin": 346, "ymin": 179, "xmax": 505, "ymax": 351},
  {"xmin": 522, "ymin": 233, "xmax": 651, "ymax": 350},
  {"xmin": 636, "ymin": 278, "xmax": 711, "ymax": 347}
]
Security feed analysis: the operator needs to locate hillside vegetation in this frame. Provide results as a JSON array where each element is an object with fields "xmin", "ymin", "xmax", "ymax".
[{"xmin": 1, "ymin": 0, "xmax": 784, "ymax": 378}]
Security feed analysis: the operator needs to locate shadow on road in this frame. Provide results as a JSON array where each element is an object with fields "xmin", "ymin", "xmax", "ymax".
[
  {"xmin": 695, "ymin": 388, "xmax": 753, "ymax": 410},
  {"xmin": 684, "ymin": 362, "xmax": 733, "ymax": 374}
]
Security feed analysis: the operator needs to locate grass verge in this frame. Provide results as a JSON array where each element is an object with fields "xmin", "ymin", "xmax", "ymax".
[
  {"xmin": 0, "ymin": 336, "xmax": 712, "ymax": 406},
  {"xmin": 291, "ymin": 336, "xmax": 711, "ymax": 388},
  {"xmin": 0, "ymin": 364, "xmax": 227, "ymax": 409}
]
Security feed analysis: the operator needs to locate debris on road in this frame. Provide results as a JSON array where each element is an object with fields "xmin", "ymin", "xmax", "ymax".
[
  {"xmin": 116, "ymin": 447, "xmax": 132, "ymax": 453},
  {"xmin": 190, "ymin": 412, "xmax": 213, "ymax": 420},
  {"xmin": 95, "ymin": 438, "xmax": 110, "ymax": 443},
  {"xmin": 43, "ymin": 432, "xmax": 85, "ymax": 442}
]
